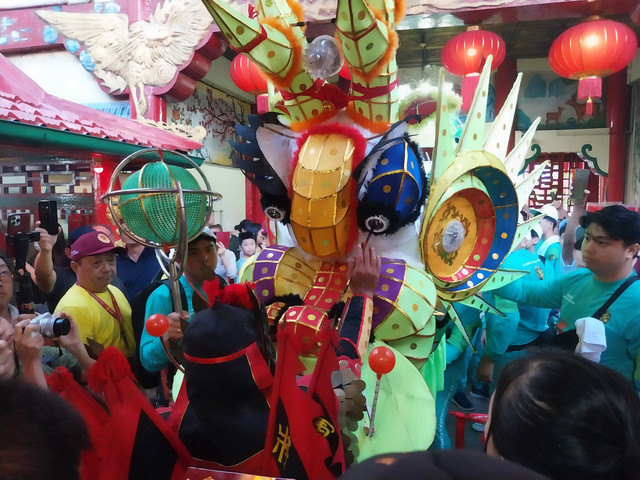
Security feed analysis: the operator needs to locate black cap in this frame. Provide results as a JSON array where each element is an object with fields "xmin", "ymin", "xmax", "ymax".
[
  {"xmin": 233, "ymin": 219, "xmax": 252, "ymax": 232},
  {"xmin": 245, "ymin": 222, "xmax": 262, "ymax": 235}
]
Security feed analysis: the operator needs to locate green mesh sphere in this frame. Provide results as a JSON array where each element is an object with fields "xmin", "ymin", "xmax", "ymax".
[{"xmin": 119, "ymin": 162, "xmax": 207, "ymax": 245}]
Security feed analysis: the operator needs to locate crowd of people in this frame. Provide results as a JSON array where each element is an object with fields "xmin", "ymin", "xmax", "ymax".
[{"xmin": 1, "ymin": 199, "xmax": 640, "ymax": 480}]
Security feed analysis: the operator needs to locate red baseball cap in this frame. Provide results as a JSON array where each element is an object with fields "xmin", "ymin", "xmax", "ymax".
[{"xmin": 70, "ymin": 231, "xmax": 125, "ymax": 261}]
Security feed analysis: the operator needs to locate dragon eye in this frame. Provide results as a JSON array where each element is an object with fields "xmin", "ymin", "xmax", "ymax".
[
  {"xmin": 365, "ymin": 215, "xmax": 390, "ymax": 234},
  {"xmin": 265, "ymin": 206, "xmax": 286, "ymax": 222}
]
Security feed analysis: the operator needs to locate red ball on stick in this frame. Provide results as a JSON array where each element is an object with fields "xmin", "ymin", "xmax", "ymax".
[
  {"xmin": 145, "ymin": 313, "xmax": 169, "ymax": 337},
  {"xmin": 368, "ymin": 346, "xmax": 396, "ymax": 376}
]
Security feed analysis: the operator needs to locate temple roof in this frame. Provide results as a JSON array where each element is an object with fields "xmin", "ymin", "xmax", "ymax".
[{"xmin": 0, "ymin": 52, "xmax": 203, "ymax": 163}]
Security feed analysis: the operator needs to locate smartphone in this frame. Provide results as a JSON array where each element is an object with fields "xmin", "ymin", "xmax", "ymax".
[
  {"xmin": 570, "ymin": 169, "xmax": 590, "ymax": 201},
  {"xmin": 7, "ymin": 212, "xmax": 30, "ymax": 237},
  {"xmin": 37, "ymin": 200, "xmax": 58, "ymax": 235},
  {"xmin": 6, "ymin": 212, "xmax": 31, "ymax": 258}
]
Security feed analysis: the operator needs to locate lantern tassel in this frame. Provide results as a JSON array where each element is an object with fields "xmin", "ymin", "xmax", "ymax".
[
  {"xmin": 577, "ymin": 76, "xmax": 601, "ymax": 103},
  {"xmin": 461, "ymin": 74, "xmax": 480, "ymax": 113}
]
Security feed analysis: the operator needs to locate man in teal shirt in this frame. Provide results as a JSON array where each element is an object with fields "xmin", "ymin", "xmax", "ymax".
[
  {"xmin": 498, "ymin": 205, "xmax": 640, "ymax": 391},
  {"xmin": 139, "ymin": 228, "xmax": 219, "ymax": 372}
]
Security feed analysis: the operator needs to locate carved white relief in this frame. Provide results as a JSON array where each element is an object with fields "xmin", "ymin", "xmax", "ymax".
[{"xmin": 36, "ymin": 0, "xmax": 214, "ymax": 119}]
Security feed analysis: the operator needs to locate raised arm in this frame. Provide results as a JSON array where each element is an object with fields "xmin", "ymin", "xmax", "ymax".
[
  {"xmin": 33, "ymin": 223, "xmax": 61, "ymax": 295},
  {"xmin": 562, "ymin": 189, "xmax": 589, "ymax": 266}
]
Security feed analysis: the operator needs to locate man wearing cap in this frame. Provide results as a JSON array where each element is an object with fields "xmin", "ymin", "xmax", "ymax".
[
  {"xmin": 55, "ymin": 231, "xmax": 134, "ymax": 357},
  {"xmin": 34, "ymin": 224, "xmax": 127, "ymax": 312},
  {"xmin": 531, "ymin": 204, "xmax": 561, "ymax": 262},
  {"xmin": 139, "ymin": 227, "xmax": 220, "ymax": 373}
]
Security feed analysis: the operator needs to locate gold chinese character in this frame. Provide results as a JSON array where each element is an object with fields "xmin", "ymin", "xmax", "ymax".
[
  {"xmin": 313, "ymin": 417, "xmax": 335, "ymax": 437},
  {"xmin": 535, "ymin": 266, "xmax": 544, "ymax": 280},
  {"xmin": 272, "ymin": 424, "xmax": 291, "ymax": 464}
]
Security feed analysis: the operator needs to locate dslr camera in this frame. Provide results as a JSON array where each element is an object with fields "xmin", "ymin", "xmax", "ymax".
[{"xmin": 30, "ymin": 312, "xmax": 70, "ymax": 338}]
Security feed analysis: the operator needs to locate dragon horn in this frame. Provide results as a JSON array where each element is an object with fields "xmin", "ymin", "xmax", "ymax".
[
  {"xmin": 201, "ymin": 0, "xmax": 301, "ymax": 89},
  {"xmin": 335, "ymin": 0, "xmax": 401, "ymax": 129},
  {"xmin": 201, "ymin": 0, "xmax": 329, "ymax": 127}
]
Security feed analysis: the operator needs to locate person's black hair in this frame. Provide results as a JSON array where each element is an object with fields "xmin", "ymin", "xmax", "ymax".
[
  {"xmin": 337, "ymin": 450, "xmax": 549, "ymax": 480},
  {"xmin": 580, "ymin": 205, "xmax": 640, "ymax": 248},
  {"xmin": 239, "ymin": 231, "xmax": 256, "ymax": 243},
  {"xmin": 0, "ymin": 252, "xmax": 15, "ymax": 274},
  {"xmin": 0, "ymin": 376, "xmax": 90, "ymax": 480},
  {"xmin": 487, "ymin": 350, "xmax": 640, "ymax": 480},
  {"xmin": 544, "ymin": 215, "xmax": 558, "ymax": 228}
]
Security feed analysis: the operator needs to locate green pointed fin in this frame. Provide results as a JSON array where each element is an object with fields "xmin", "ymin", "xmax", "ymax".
[
  {"xmin": 508, "ymin": 216, "xmax": 543, "ymax": 254},
  {"xmin": 484, "ymin": 72, "xmax": 522, "ymax": 161},
  {"xmin": 514, "ymin": 160, "xmax": 549, "ymax": 212},
  {"xmin": 441, "ymin": 301, "xmax": 475, "ymax": 352},
  {"xmin": 480, "ymin": 268, "xmax": 528, "ymax": 292},
  {"xmin": 456, "ymin": 55, "xmax": 493, "ymax": 156},
  {"xmin": 457, "ymin": 294, "xmax": 505, "ymax": 317},
  {"xmin": 504, "ymin": 117, "xmax": 541, "ymax": 179},
  {"xmin": 430, "ymin": 68, "xmax": 458, "ymax": 184}
]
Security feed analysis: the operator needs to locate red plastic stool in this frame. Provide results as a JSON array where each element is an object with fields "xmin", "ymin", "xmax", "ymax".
[{"xmin": 448, "ymin": 411, "xmax": 488, "ymax": 448}]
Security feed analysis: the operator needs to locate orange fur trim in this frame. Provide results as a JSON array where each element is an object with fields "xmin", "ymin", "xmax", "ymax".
[
  {"xmin": 395, "ymin": 0, "xmax": 406, "ymax": 23},
  {"xmin": 346, "ymin": 105, "xmax": 391, "ymax": 134},
  {"xmin": 289, "ymin": 109, "xmax": 341, "ymax": 132},
  {"xmin": 352, "ymin": 27, "xmax": 398, "ymax": 84},
  {"xmin": 286, "ymin": 0, "xmax": 305, "ymax": 23},
  {"xmin": 259, "ymin": 17, "xmax": 303, "ymax": 90}
]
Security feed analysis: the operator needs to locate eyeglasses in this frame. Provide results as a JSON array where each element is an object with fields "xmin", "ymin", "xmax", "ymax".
[{"xmin": 0, "ymin": 271, "xmax": 13, "ymax": 279}]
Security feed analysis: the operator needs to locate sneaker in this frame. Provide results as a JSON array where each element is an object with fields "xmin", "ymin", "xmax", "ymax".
[
  {"xmin": 452, "ymin": 392, "xmax": 474, "ymax": 411},
  {"xmin": 471, "ymin": 422, "xmax": 485, "ymax": 432},
  {"xmin": 470, "ymin": 384, "xmax": 490, "ymax": 400}
]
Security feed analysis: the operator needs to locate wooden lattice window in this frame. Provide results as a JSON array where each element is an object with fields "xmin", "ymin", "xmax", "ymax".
[{"xmin": 524, "ymin": 153, "xmax": 598, "ymax": 209}]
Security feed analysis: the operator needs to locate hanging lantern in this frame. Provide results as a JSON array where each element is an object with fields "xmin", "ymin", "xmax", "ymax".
[
  {"xmin": 229, "ymin": 54, "xmax": 268, "ymax": 95},
  {"xmin": 441, "ymin": 26, "xmax": 505, "ymax": 112},
  {"xmin": 549, "ymin": 18, "xmax": 638, "ymax": 115}
]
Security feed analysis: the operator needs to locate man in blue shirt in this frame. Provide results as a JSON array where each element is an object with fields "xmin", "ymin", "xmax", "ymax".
[
  {"xmin": 116, "ymin": 230, "xmax": 161, "ymax": 303},
  {"xmin": 498, "ymin": 205, "xmax": 640, "ymax": 391}
]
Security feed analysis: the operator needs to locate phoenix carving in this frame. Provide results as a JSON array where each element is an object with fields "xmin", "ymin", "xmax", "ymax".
[{"xmin": 36, "ymin": 0, "xmax": 214, "ymax": 118}]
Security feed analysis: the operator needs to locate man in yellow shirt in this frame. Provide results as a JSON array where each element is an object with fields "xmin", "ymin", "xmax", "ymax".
[{"xmin": 56, "ymin": 231, "xmax": 134, "ymax": 358}]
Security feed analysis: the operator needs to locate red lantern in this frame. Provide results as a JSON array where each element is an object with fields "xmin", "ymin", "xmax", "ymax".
[
  {"xmin": 229, "ymin": 54, "xmax": 268, "ymax": 95},
  {"xmin": 441, "ymin": 27, "xmax": 506, "ymax": 112},
  {"xmin": 549, "ymin": 18, "xmax": 638, "ymax": 115}
]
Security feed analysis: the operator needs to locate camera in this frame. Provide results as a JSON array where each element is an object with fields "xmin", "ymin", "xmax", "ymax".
[{"xmin": 30, "ymin": 312, "xmax": 70, "ymax": 338}]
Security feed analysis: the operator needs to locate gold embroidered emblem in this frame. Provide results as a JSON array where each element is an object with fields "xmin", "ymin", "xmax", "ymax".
[
  {"xmin": 535, "ymin": 266, "xmax": 544, "ymax": 280},
  {"xmin": 97, "ymin": 233, "xmax": 110, "ymax": 244},
  {"xmin": 600, "ymin": 311, "xmax": 611, "ymax": 324}
]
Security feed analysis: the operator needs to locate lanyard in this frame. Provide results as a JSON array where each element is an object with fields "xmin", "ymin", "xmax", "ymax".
[
  {"xmin": 183, "ymin": 276, "xmax": 208, "ymax": 306},
  {"xmin": 79, "ymin": 285, "xmax": 129, "ymax": 349}
]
